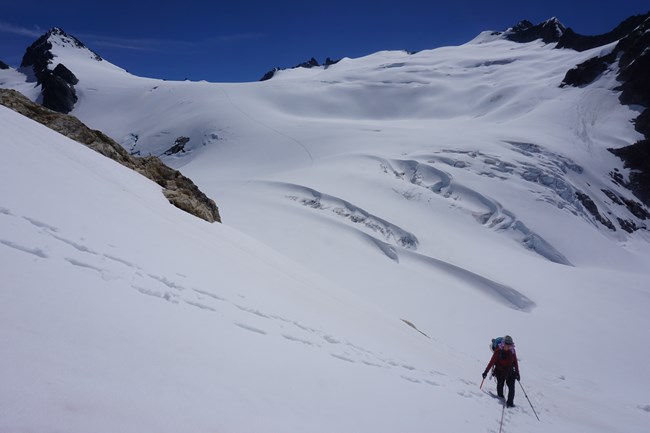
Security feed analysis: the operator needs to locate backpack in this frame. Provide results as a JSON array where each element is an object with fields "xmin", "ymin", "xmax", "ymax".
[{"xmin": 490, "ymin": 337, "xmax": 504, "ymax": 352}]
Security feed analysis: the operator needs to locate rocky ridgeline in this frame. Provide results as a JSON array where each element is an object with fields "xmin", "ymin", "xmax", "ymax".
[
  {"xmin": 0, "ymin": 89, "xmax": 221, "ymax": 223},
  {"xmin": 260, "ymin": 57, "xmax": 339, "ymax": 81},
  {"xmin": 489, "ymin": 13, "xmax": 650, "ymax": 210},
  {"xmin": 502, "ymin": 18, "xmax": 567, "ymax": 44},
  {"xmin": 557, "ymin": 12, "xmax": 650, "ymax": 207}
]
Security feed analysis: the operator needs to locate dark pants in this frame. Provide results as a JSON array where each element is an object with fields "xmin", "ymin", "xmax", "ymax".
[{"xmin": 495, "ymin": 369, "xmax": 516, "ymax": 405}]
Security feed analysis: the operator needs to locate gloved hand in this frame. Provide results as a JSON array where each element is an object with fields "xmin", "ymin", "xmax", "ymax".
[
  {"xmin": 482, "ymin": 372, "xmax": 487, "ymax": 379},
  {"xmin": 516, "ymin": 373, "xmax": 521, "ymax": 381}
]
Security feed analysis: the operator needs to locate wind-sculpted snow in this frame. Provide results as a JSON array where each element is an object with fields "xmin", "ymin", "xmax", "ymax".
[
  {"xmin": 376, "ymin": 156, "xmax": 573, "ymax": 265},
  {"xmin": 282, "ymin": 182, "xmax": 419, "ymax": 250},
  {"xmin": 318, "ymin": 214, "xmax": 535, "ymax": 310},
  {"xmin": 402, "ymin": 250, "xmax": 536, "ymax": 312}
]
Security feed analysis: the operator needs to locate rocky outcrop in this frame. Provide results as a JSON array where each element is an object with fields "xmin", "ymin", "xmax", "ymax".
[
  {"xmin": 0, "ymin": 60, "xmax": 9, "ymax": 70},
  {"xmin": 560, "ymin": 56, "xmax": 610, "ymax": 87},
  {"xmin": 20, "ymin": 28, "xmax": 99, "ymax": 114},
  {"xmin": 0, "ymin": 89, "xmax": 221, "ymax": 223},
  {"xmin": 556, "ymin": 13, "xmax": 649, "ymax": 51},
  {"xmin": 260, "ymin": 57, "xmax": 340, "ymax": 81},
  {"xmin": 556, "ymin": 12, "xmax": 650, "ymax": 209},
  {"xmin": 609, "ymin": 141, "xmax": 650, "ymax": 206},
  {"xmin": 260, "ymin": 68, "xmax": 280, "ymax": 82},
  {"xmin": 559, "ymin": 14, "xmax": 650, "ymax": 96},
  {"xmin": 575, "ymin": 191, "xmax": 616, "ymax": 231},
  {"xmin": 40, "ymin": 63, "xmax": 79, "ymax": 113},
  {"xmin": 164, "ymin": 136, "xmax": 191, "ymax": 156},
  {"xmin": 504, "ymin": 18, "xmax": 566, "ymax": 44},
  {"xmin": 503, "ymin": 13, "xmax": 650, "ymax": 218}
]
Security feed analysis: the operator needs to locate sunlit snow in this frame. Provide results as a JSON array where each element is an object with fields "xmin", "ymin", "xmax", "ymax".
[{"xmin": 1, "ymin": 28, "xmax": 649, "ymax": 433}]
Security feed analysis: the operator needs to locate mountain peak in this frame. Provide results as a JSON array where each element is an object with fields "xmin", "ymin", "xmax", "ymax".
[
  {"xmin": 19, "ymin": 28, "xmax": 100, "ymax": 113},
  {"xmin": 544, "ymin": 17, "xmax": 563, "ymax": 25},
  {"xmin": 21, "ymin": 28, "xmax": 102, "ymax": 70},
  {"xmin": 46, "ymin": 27, "xmax": 103, "ymax": 61},
  {"xmin": 504, "ymin": 17, "xmax": 566, "ymax": 43}
]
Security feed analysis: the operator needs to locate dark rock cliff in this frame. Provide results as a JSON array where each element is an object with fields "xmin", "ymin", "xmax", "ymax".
[
  {"xmin": 556, "ymin": 13, "xmax": 649, "ymax": 51},
  {"xmin": 499, "ymin": 13, "xmax": 650, "ymax": 225},
  {"xmin": 558, "ymin": 13, "xmax": 650, "ymax": 207},
  {"xmin": 20, "ymin": 28, "xmax": 99, "ymax": 113}
]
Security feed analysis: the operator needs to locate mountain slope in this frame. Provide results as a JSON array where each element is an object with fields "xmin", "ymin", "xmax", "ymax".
[
  {"xmin": 0, "ymin": 104, "xmax": 462, "ymax": 432},
  {"xmin": 0, "ymin": 88, "xmax": 220, "ymax": 222},
  {"xmin": 1, "ymin": 17, "xmax": 650, "ymax": 433}
]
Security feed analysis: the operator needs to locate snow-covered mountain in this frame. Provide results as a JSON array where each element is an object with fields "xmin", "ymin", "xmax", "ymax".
[{"xmin": 1, "ymin": 15, "xmax": 650, "ymax": 433}]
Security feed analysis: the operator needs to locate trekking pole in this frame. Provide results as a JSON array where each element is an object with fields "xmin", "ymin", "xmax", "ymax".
[
  {"xmin": 518, "ymin": 380, "xmax": 540, "ymax": 421},
  {"xmin": 480, "ymin": 377, "xmax": 485, "ymax": 389}
]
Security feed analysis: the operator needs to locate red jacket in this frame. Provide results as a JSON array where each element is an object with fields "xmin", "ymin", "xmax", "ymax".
[{"xmin": 484, "ymin": 346, "xmax": 519, "ymax": 377}]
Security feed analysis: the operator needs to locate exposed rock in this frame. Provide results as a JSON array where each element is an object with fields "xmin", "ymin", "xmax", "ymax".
[
  {"xmin": 504, "ymin": 18, "xmax": 566, "ymax": 44},
  {"xmin": 556, "ymin": 12, "xmax": 650, "ymax": 209},
  {"xmin": 41, "ymin": 72, "xmax": 78, "ymax": 113},
  {"xmin": 620, "ymin": 195, "xmax": 650, "ymax": 220},
  {"xmin": 0, "ymin": 88, "xmax": 221, "ymax": 223},
  {"xmin": 20, "ymin": 28, "xmax": 98, "ymax": 114},
  {"xmin": 164, "ymin": 136, "xmax": 190, "ymax": 155},
  {"xmin": 560, "ymin": 14, "xmax": 650, "ymax": 99},
  {"xmin": 296, "ymin": 57, "xmax": 320, "ymax": 69},
  {"xmin": 34, "ymin": 63, "xmax": 81, "ymax": 113},
  {"xmin": 609, "ymin": 140, "xmax": 650, "ymax": 207},
  {"xmin": 556, "ymin": 13, "xmax": 649, "ymax": 51},
  {"xmin": 560, "ymin": 56, "xmax": 611, "ymax": 87},
  {"xmin": 52, "ymin": 63, "xmax": 79, "ymax": 85},
  {"xmin": 260, "ymin": 57, "xmax": 340, "ymax": 81},
  {"xmin": 260, "ymin": 67, "xmax": 280, "ymax": 81},
  {"xmin": 575, "ymin": 191, "xmax": 616, "ymax": 230},
  {"xmin": 608, "ymin": 16, "xmax": 650, "ymax": 208},
  {"xmin": 633, "ymin": 109, "xmax": 650, "ymax": 137},
  {"xmin": 602, "ymin": 189, "xmax": 624, "ymax": 206},
  {"xmin": 617, "ymin": 217, "xmax": 638, "ymax": 233},
  {"xmin": 0, "ymin": 60, "xmax": 9, "ymax": 69},
  {"xmin": 20, "ymin": 32, "xmax": 54, "ymax": 72},
  {"xmin": 616, "ymin": 22, "xmax": 650, "ymax": 107},
  {"xmin": 133, "ymin": 155, "xmax": 221, "ymax": 223}
]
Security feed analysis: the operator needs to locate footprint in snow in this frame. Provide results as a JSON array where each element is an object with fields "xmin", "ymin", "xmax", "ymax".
[
  {"xmin": 235, "ymin": 304, "xmax": 270, "ymax": 319},
  {"xmin": 0, "ymin": 239, "xmax": 48, "ymax": 258},
  {"xmin": 103, "ymin": 253, "xmax": 141, "ymax": 270},
  {"xmin": 184, "ymin": 300, "xmax": 218, "ymax": 312},
  {"xmin": 401, "ymin": 376, "xmax": 421, "ymax": 384},
  {"xmin": 22, "ymin": 216, "xmax": 59, "ymax": 232},
  {"xmin": 331, "ymin": 353, "xmax": 355, "ymax": 363},
  {"xmin": 234, "ymin": 322, "xmax": 267, "ymax": 335},
  {"xmin": 282, "ymin": 334, "xmax": 317, "ymax": 346}
]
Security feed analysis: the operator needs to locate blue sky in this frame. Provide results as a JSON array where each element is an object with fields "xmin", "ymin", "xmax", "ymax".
[{"xmin": 1, "ymin": 0, "xmax": 648, "ymax": 82}]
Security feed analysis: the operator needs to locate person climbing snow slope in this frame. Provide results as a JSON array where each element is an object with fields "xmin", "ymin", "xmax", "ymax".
[{"xmin": 483, "ymin": 335, "xmax": 520, "ymax": 407}]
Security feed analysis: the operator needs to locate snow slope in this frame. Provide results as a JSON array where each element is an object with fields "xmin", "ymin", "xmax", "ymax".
[{"xmin": 1, "ymin": 27, "xmax": 650, "ymax": 432}]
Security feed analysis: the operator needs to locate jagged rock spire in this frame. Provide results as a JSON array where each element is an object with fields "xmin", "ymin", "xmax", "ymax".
[
  {"xmin": 504, "ymin": 17, "xmax": 566, "ymax": 43},
  {"xmin": 19, "ymin": 27, "xmax": 101, "ymax": 113}
]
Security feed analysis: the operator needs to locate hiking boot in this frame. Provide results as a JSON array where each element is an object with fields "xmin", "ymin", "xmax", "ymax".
[{"xmin": 506, "ymin": 402, "xmax": 515, "ymax": 408}]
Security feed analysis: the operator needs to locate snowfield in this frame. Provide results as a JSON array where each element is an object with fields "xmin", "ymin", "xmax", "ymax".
[{"xmin": 1, "ymin": 27, "xmax": 650, "ymax": 433}]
